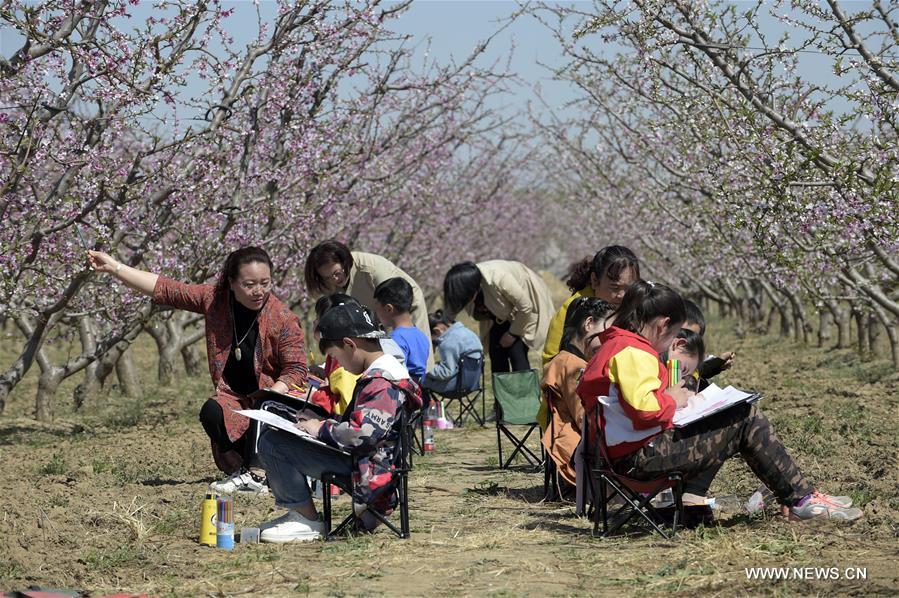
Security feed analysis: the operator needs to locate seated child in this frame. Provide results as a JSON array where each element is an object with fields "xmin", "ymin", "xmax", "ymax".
[
  {"xmin": 309, "ymin": 294, "xmax": 406, "ymax": 415},
  {"xmin": 683, "ymin": 299, "xmax": 735, "ymax": 384},
  {"xmin": 421, "ymin": 309, "xmax": 484, "ymax": 394},
  {"xmin": 257, "ymin": 301, "xmax": 422, "ymax": 542},
  {"xmin": 577, "ymin": 281, "xmax": 862, "ymax": 522},
  {"xmin": 373, "ymin": 277, "xmax": 430, "ymax": 381},
  {"xmin": 542, "ymin": 297, "xmax": 613, "ymax": 489},
  {"xmin": 660, "ymin": 328, "xmax": 705, "ymax": 391}
]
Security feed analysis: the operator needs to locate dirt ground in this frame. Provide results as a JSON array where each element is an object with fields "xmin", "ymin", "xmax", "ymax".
[{"xmin": 1, "ymin": 318, "xmax": 898, "ymax": 597}]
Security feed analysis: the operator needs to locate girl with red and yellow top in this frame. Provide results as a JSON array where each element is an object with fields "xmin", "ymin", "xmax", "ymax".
[{"xmin": 577, "ymin": 281, "xmax": 861, "ymax": 522}]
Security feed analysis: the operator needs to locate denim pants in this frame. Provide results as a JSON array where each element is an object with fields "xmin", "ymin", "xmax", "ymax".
[{"xmin": 258, "ymin": 428, "xmax": 353, "ymax": 509}]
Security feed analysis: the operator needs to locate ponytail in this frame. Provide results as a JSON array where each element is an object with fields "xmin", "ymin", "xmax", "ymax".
[
  {"xmin": 612, "ymin": 280, "xmax": 685, "ymax": 334},
  {"xmin": 565, "ymin": 246, "xmax": 641, "ymax": 293},
  {"xmin": 565, "ymin": 256, "xmax": 594, "ymax": 293}
]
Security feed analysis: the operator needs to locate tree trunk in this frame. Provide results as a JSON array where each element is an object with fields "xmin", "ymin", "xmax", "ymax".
[
  {"xmin": 74, "ymin": 317, "xmax": 99, "ymax": 410},
  {"xmin": 36, "ymin": 368, "xmax": 63, "ymax": 422},
  {"xmin": 824, "ymin": 299, "xmax": 851, "ymax": 349},
  {"xmin": 852, "ymin": 303, "xmax": 871, "ymax": 358},
  {"xmin": 765, "ymin": 305, "xmax": 777, "ymax": 335},
  {"xmin": 115, "ymin": 347, "xmax": 142, "ymax": 398},
  {"xmin": 181, "ymin": 343, "xmax": 203, "ymax": 377},
  {"xmin": 147, "ymin": 319, "xmax": 182, "ymax": 386},
  {"xmin": 818, "ymin": 307, "xmax": 833, "ymax": 348},
  {"xmin": 785, "ymin": 290, "xmax": 810, "ymax": 344},
  {"xmin": 867, "ymin": 312, "xmax": 881, "ymax": 350},
  {"xmin": 758, "ymin": 280, "xmax": 792, "ymax": 338},
  {"xmin": 869, "ymin": 303, "xmax": 899, "ymax": 369}
]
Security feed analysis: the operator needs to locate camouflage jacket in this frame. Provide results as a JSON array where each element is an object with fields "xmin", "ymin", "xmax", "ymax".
[{"xmin": 318, "ymin": 368, "xmax": 423, "ymax": 516}]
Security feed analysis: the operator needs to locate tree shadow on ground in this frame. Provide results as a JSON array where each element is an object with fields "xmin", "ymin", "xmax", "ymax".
[
  {"xmin": 140, "ymin": 476, "xmax": 212, "ymax": 486},
  {"xmin": 0, "ymin": 421, "xmax": 89, "ymax": 445}
]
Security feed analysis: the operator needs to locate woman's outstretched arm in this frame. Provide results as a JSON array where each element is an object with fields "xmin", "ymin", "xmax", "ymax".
[{"xmin": 88, "ymin": 250, "xmax": 158, "ymax": 296}]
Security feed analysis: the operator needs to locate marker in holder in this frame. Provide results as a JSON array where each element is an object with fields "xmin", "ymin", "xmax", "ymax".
[
  {"xmin": 667, "ymin": 358, "xmax": 680, "ymax": 388},
  {"xmin": 216, "ymin": 495, "xmax": 235, "ymax": 550}
]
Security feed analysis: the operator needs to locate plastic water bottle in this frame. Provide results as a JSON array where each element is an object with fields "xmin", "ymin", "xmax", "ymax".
[
  {"xmin": 709, "ymin": 494, "xmax": 742, "ymax": 513},
  {"xmin": 746, "ymin": 485, "xmax": 774, "ymax": 513},
  {"xmin": 199, "ymin": 493, "xmax": 217, "ymax": 546},
  {"xmin": 423, "ymin": 418, "xmax": 435, "ymax": 453}
]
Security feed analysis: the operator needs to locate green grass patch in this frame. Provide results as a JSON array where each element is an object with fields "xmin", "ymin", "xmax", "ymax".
[
  {"xmin": 79, "ymin": 544, "xmax": 145, "ymax": 573},
  {"xmin": 37, "ymin": 453, "xmax": 69, "ymax": 476}
]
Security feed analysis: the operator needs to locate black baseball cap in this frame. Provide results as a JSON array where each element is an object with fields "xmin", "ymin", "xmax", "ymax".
[{"xmin": 316, "ymin": 301, "xmax": 386, "ymax": 342}]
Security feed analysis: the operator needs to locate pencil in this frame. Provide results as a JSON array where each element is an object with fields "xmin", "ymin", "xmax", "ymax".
[{"xmin": 75, "ymin": 224, "xmax": 90, "ymax": 250}]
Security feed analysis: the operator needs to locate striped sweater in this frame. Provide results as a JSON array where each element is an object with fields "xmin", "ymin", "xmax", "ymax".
[{"xmin": 577, "ymin": 327, "xmax": 676, "ymax": 458}]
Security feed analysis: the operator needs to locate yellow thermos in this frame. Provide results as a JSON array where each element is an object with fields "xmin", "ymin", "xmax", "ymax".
[{"xmin": 199, "ymin": 493, "xmax": 217, "ymax": 546}]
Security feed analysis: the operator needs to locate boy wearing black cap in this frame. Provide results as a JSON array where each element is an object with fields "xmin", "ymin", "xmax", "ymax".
[{"xmin": 257, "ymin": 301, "xmax": 422, "ymax": 542}]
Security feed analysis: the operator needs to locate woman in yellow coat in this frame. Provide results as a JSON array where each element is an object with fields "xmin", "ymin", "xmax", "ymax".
[
  {"xmin": 541, "ymin": 246, "xmax": 640, "ymax": 364},
  {"xmin": 443, "ymin": 260, "xmax": 555, "ymax": 373}
]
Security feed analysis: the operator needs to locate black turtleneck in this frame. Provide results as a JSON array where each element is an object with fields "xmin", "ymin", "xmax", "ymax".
[{"xmin": 223, "ymin": 297, "xmax": 260, "ymax": 396}]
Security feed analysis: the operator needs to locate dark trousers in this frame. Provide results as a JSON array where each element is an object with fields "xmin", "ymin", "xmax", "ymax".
[
  {"xmin": 612, "ymin": 403, "xmax": 813, "ymax": 506},
  {"xmin": 200, "ymin": 399, "xmax": 258, "ymax": 472},
  {"xmin": 488, "ymin": 320, "xmax": 530, "ymax": 373}
]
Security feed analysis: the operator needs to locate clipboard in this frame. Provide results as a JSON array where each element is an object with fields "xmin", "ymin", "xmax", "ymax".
[
  {"xmin": 249, "ymin": 388, "xmax": 330, "ymax": 419},
  {"xmin": 673, "ymin": 384, "xmax": 762, "ymax": 428},
  {"xmin": 235, "ymin": 408, "xmax": 353, "ymax": 473}
]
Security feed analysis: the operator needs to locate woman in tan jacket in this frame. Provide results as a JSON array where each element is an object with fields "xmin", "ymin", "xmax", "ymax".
[
  {"xmin": 305, "ymin": 240, "xmax": 432, "ymax": 365},
  {"xmin": 443, "ymin": 260, "xmax": 555, "ymax": 373}
]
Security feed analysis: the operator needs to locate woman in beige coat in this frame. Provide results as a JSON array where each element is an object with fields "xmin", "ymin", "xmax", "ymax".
[
  {"xmin": 443, "ymin": 260, "xmax": 555, "ymax": 372},
  {"xmin": 305, "ymin": 240, "xmax": 432, "ymax": 365}
]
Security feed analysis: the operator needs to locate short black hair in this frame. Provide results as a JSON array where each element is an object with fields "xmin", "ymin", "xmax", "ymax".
[
  {"xmin": 683, "ymin": 299, "xmax": 706, "ymax": 336},
  {"xmin": 443, "ymin": 262, "xmax": 482, "ymax": 316},
  {"xmin": 675, "ymin": 328, "xmax": 705, "ymax": 363},
  {"xmin": 428, "ymin": 309, "xmax": 454, "ymax": 330},
  {"xmin": 373, "ymin": 277, "xmax": 414, "ymax": 314},
  {"xmin": 314, "ymin": 293, "xmax": 356, "ymax": 318},
  {"xmin": 560, "ymin": 297, "xmax": 615, "ymax": 349},
  {"xmin": 318, "ymin": 336, "xmax": 382, "ymax": 354}
]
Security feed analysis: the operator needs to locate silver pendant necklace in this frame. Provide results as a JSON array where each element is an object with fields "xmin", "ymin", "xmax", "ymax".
[{"xmin": 231, "ymin": 299, "xmax": 260, "ymax": 362}]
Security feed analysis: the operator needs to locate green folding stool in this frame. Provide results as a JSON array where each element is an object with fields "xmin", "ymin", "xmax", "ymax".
[{"xmin": 492, "ymin": 369, "xmax": 545, "ymax": 469}]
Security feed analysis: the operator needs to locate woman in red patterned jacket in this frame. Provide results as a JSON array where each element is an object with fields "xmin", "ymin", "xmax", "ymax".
[{"xmin": 88, "ymin": 247, "xmax": 307, "ymax": 494}]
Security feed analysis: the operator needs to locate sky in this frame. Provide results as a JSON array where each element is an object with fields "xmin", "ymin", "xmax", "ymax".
[
  {"xmin": 0, "ymin": 0, "xmax": 580, "ymax": 127},
  {"xmin": 0, "ymin": 1, "xmax": 870, "ymax": 129}
]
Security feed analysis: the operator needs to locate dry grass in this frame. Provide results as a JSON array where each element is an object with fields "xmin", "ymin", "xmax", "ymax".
[{"xmin": 0, "ymin": 317, "xmax": 898, "ymax": 596}]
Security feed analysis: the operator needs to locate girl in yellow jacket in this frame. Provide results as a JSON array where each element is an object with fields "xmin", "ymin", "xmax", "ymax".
[
  {"xmin": 542, "ymin": 246, "xmax": 640, "ymax": 364},
  {"xmin": 576, "ymin": 281, "xmax": 862, "ymax": 522}
]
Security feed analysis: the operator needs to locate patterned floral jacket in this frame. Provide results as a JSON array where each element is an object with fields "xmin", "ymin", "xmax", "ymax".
[
  {"xmin": 152, "ymin": 276, "xmax": 307, "ymax": 440},
  {"xmin": 318, "ymin": 369, "xmax": 423, "ymax": 520}
]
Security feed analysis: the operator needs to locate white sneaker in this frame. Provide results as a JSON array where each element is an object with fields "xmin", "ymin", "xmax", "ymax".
[
  {"xmin": 210, "ymin": 469, "xmax": 269, "ymax": 495},
  {"xmin": 259, "ymin": 511, "xmax": 323, "ymax": 543}
]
